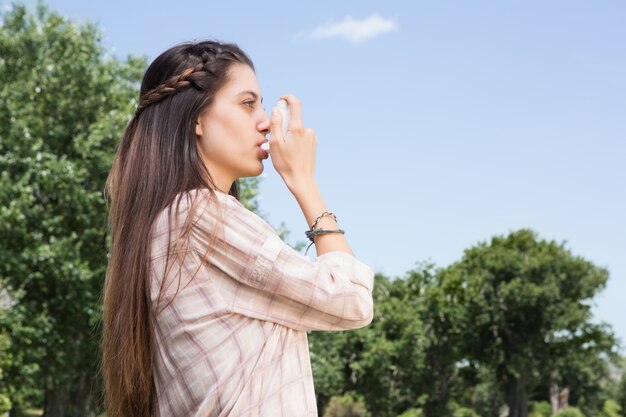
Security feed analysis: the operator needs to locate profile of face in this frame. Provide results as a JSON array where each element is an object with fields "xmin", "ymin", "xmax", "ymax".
[{"xmin": 195, "ymin": 63, "xmax": 270, "ymax": 193}]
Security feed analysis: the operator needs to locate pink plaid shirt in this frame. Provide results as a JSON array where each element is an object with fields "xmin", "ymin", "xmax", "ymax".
[{"xmin": 149, "ymin": 189, "xmax": 374, "ymax": 417}]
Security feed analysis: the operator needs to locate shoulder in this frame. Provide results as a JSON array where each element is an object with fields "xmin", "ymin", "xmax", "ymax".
[
  {"xmin": 151, "ymin": 187, "xmax": 280, "ymax": 248},
  {"xmin": 180, "ymin": 188, "xmax": 277, "ymax": 238}
]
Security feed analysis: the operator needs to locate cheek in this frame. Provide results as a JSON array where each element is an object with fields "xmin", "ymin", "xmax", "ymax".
[
  {"xmin": 199, "ymin": 114, "xmax": 228, "ymax": 146},
  {"xmin": 198, "ymin": 123, "xmax": 241, "ymax": 159},
  {"xmin": 198, "ymin": 108, "xmax": 252, "ymax": 155}
]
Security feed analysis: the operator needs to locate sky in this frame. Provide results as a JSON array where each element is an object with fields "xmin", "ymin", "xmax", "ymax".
[{"xmin": 7, "ymin": 0, "xmax": 626, "ymax": 344}]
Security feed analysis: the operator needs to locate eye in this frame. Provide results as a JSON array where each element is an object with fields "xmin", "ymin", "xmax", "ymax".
[{"xmin": 243, "ymin": 100, "xmax": 255, "ymax": 108}]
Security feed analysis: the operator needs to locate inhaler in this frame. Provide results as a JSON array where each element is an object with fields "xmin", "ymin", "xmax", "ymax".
[{"xmin": 260, "ymin": 99, "xmax": 290, "ymax": 152}]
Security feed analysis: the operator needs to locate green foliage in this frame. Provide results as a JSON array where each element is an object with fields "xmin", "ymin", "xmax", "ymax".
[
  {"xmin": 238, "ymin": 177, "xmax": 261, "ymax": 212},
  {"xmin": 0, "ymin": 315, "xmax": 11, "ymax": 413},
  {"xmin": 311, "ymin": 268, "xmax": 443, "ymax": 417},
  {"xmin": 309, "ymin": 329, "xmax": 349, "ymax": 411},
  {"xmin": 0, "ymin": 4, "xmax": 269, "ymax": 415},
  {"xmin": 437, "ymin": 229, "xmax": 616, "ymax": 416},
  {"xmin": 0, "ymin": 322, "xmax": 11, "ymax": 414},
  {"xmin": 611, "ymin": 366, "xmax": 626, "ymax": 416},
  {"xmin": 529, "ymin": 401, "xmax": 552, "ymax": 417},
  {"xmin": 323, "ymin": 392, "xmax": 370, "ymax": 417},
  {"xmin": 456, "ymin": 365, "xmax": 502, "ymax": 417},
  {"xmin": 618, "ymin": 373, "xmax": 626, "ymax": 417},
  {"xmin": 0, "ymin": 2, "xmax": 141, "ymax": 414},
  {"xmin": 0, "ymin": 394, "xmax": 11, "ymax": 414},
  {"xmin": 452, "ymin": 406, "xmax": 480, "ymax": 417},
  {"xmin": 553, "ymin": 407, "xmax": 586, "ymax": 417},
  {"xmin": 346, "ymin": 274, "xmax": 415, "ymax": 415},
  {"xmin": 396, "ymin": 408, "xmax": 424, "ymax": 417},
  {"xmin": 599, "ymin": 399, "xmax": 622, "ymax": 417},
  {"xmin": 310, "ymin": 230, "xmax": 619, "ymax": 417}
]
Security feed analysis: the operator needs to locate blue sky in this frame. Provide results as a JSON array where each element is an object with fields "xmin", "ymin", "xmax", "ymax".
[{"xmin": 9, "ymin": 0, "xmax": 626, "ymax": 344}]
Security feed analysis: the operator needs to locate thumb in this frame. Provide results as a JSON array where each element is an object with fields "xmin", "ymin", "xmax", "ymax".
[{"xmin": 270, "ymin": 107, "xmax": 283, "ymax": 142}]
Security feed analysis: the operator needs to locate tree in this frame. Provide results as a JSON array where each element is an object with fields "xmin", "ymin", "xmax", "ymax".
[
  {"xmin": 310, "ymin": 273, "xmax": 415, "ymax": 417},
  {"xmin": 323, "ymin": 393, "xmax": 370, "ymax": 417},
  {"xmin": 0, "ymin": 3, "xmax": 264, "ymax": 416},
  {"xmin": 0, "ymin": 309, "xmax": 13, "ymax": 415},
  {"xmin": 405, "ymin": 263, "xmax": 469, "ymax": 417},
  {"xmin": 617, "ymin": 368, "xmax": 626, "ymax": 417},
  {"xmin": 344, "ymin": 273, "xmax": 417, "ymax": 416},
  {"xmin": 438, "ymin": 229, "xmax": 617, "ymax": 417},
  {"xmin": 0, "ymin": 3, "xmax": 145, "ymax": 415},
  {"xmin": 310, "ymin": 267, "xmax": 457, "ymax": 417}
]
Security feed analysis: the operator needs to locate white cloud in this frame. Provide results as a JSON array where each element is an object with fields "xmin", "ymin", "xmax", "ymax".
[{"xmin": 304, "ymin": 13, "xmax": 398, "ymax": 43}]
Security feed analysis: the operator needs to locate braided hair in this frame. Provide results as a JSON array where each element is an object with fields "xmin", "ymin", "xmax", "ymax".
[
  {"xmin": 103, "ymin": 40, "xmax": 254, "ymax": 417},
  {"xmin": 135, "ymin": 42, "xmax": 254, "ymax": 115}
]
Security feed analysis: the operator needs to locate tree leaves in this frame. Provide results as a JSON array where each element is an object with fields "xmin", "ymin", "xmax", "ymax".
[
  {"xmin": 0, "ymin": 3, "xmax": 144, "ymax": 414},
  {"xmin": 309, "ymin": 230, "xmax": 620, "ymax": 417}
]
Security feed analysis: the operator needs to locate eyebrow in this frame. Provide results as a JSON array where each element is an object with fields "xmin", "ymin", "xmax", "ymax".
[{"xmin": 237, "ymin": 90, "xmax": 263, "ymax": 104}]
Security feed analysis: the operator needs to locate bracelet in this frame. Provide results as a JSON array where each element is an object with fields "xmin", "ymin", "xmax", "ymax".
[
  {"xmin": 304, "ymin": 211, "xmax": 345, "ymax": 256},
  {"xmin": 305, "ymin": 227, "xmax": 345, "ymax": 241},
  {"xmin": 309, "ymin": 211, "xmax": 337, "ymax": 230}
]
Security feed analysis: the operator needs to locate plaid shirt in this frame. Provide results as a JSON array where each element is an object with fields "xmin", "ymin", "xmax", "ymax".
[{"xmin": 149, "ymin": 189, "xmax": 374, "ymax": 417}]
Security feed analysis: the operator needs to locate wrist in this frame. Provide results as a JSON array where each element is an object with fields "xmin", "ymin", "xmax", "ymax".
[{"xmin": 286, "ymin": 176, "xmax": 318, "ymax": 197}]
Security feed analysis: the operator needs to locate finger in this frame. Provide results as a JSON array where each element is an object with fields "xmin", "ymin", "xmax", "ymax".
[
  {"xmin": 279, "ymin": 94, "xmax": 303, "ymax": 131},
  {"xmin": 269, "ymin": 107, "xmax": 284, "ymax": 143}
]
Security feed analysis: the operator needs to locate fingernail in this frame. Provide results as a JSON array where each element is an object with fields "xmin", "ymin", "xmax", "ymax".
[{"xmin": 272, "ymin": 108, "xmax": 279, "ymax": 117}]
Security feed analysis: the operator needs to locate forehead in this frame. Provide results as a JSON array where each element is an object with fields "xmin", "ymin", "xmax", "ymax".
[{"xmin": 219, "ymin": 64, "xmax": 261, "ymax": 98}]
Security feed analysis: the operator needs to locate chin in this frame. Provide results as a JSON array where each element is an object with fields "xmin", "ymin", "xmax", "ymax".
[
  {"xmin": 253, "ymin": 164, "xmax": 265, "ymax": 176},
  {"xmin": 244, "ymin": 163, "xmax": 264, "ymax": 178}
]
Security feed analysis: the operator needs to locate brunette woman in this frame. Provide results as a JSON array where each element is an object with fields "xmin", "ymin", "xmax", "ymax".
[{"xmin": 102, "ymin": 40, "xmax": 374, "ymax": 417}]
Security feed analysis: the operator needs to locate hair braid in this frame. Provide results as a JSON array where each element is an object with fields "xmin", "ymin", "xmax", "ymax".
[
  {"xmin": 133, "ymin": 43, "xmax": 251, "ymax": 116},
  {"xmin": 136, "ymin": 62, "xmax": 205, "ymax": 113}
]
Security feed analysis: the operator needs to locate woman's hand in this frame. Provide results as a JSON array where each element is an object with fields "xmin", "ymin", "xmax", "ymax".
[{"xmin": 268, "ymin": 94, "xmax": 318, "ymax": 193}]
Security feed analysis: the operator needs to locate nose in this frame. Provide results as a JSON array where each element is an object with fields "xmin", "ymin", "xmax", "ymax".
[{"xmin": 258, "ymin": 111, "xmax": 270, "ymax": 136}]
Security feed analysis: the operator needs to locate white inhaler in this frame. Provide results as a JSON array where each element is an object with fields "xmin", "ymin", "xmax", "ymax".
[{"xmin": 260, "ymin": 99, "xmax": 290, "ymax": 152}]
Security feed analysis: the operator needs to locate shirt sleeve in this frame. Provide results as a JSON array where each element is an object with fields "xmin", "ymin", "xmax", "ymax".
[{"xmin": 190, "ymin": 190, "xmax": 374, "ymax": 332}]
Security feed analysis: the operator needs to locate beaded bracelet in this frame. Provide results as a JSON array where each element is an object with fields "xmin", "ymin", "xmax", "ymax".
[
  {"xmin": 309, "ymin": 211, "xmax": 337, "ymax": 230},
  {"xmin": 304, "ymin": 211, "xmax": 345, "ymax": 255}
]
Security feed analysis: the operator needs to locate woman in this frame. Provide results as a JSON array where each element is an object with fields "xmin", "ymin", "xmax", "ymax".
[{"xmin": 102, "ymin": 40, "xmax": 374, "ymax": 417}]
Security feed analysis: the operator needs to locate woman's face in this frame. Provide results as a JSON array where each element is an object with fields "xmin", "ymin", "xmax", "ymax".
[{"xmin": 195, "ymin": 63, "xmax": 270, "ymax": 192}]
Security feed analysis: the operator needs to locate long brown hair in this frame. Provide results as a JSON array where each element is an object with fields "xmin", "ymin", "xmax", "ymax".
[{"xmin": 102, "ymin": 40, "xmax": 254, "ymax": 417}]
